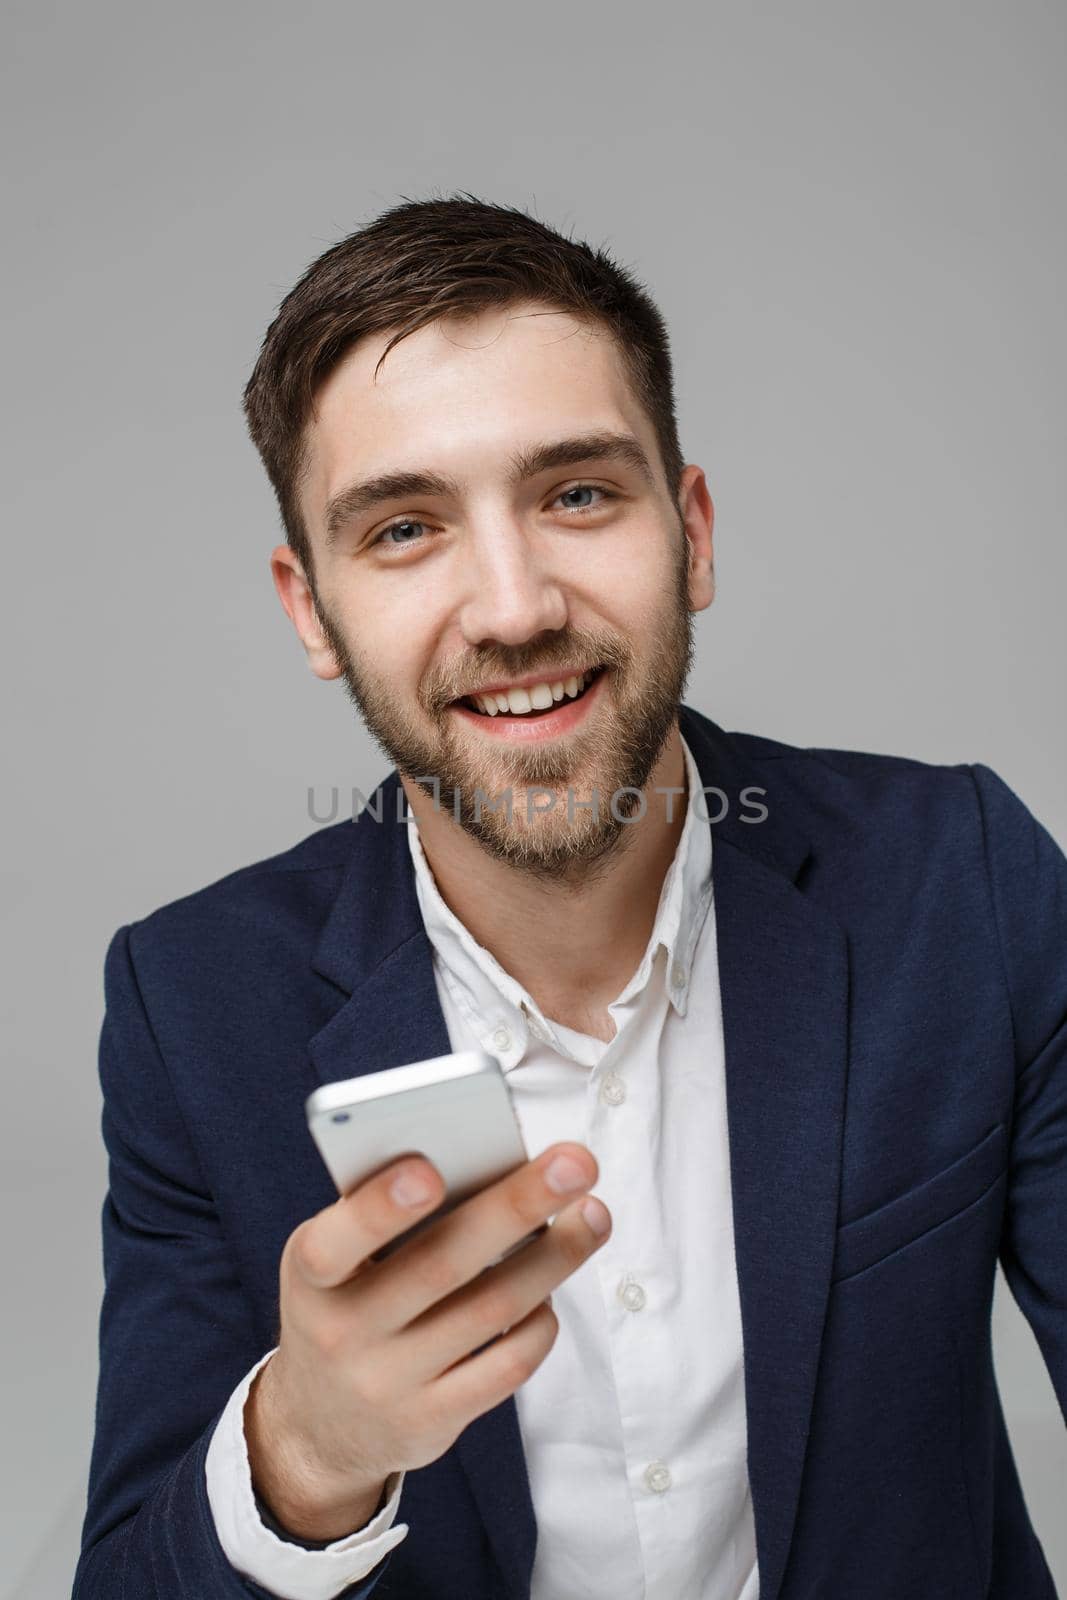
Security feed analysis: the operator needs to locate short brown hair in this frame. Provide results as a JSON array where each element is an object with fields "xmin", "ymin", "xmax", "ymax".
[{"xmin": 243, "ymin": 192, "xmax": 686, "ymax": 590}]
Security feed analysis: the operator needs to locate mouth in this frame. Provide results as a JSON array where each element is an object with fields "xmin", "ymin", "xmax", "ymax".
[
  {"xmin": 448, "ymin": 665, "xmax": 609, "ymax": 742},
  {"xmin": 458, "ymin": 666, "xmax": 604, "ymax": 718}
]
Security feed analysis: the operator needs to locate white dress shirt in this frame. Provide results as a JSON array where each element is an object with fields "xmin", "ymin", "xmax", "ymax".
[{"xmin": 207, "ymin": 734, "xmax": 759, "ymax": 1599}]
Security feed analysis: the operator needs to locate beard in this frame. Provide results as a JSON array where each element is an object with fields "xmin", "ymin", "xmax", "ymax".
[{"xmin": 313, "ymin": 533, "xmax": 695, "ymax": 886}]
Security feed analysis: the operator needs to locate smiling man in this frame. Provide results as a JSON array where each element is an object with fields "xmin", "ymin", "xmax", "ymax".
[
  {"xmin": 297, "ymin": 377, "xmax": 699, "ymax": 879},
  {"xmin": 75, "ymin": 196, "xmax": 1067, "ymax": 1600}
]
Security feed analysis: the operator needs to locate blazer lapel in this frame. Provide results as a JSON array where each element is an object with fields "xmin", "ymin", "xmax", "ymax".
[
  {"xmin": 681, "ymin": 707, "xmax": 849, "ymax": 1600},
  {"xmin": 307, "ymin": 770, "xmax": 538, "ymax": 1598}
]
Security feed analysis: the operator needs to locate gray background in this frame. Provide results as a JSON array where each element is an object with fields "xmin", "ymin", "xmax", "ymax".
[{"xmin": 2, "ymin": 1, "xmax": 1064, "ymax": 1593}]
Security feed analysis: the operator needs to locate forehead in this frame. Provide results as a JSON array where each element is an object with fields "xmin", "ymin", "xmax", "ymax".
[{"xmin": 301, "ymin": 301, "xmax": 651, "ymax": 507}]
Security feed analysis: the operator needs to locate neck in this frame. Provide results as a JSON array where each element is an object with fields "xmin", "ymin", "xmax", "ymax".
[{"xmin": 401, "ymin": 724, "xmax": 688, "ymax": 1020}]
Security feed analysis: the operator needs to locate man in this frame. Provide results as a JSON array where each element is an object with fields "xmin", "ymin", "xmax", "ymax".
[{"xmin": 74, "ymin": 195, "xmax": 1067, "ymax": 1600}]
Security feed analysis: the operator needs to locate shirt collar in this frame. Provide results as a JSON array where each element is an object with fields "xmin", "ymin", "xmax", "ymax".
[
  {"xmin": 406, "ymin": 733, "xmax": 714, "ymax": 1066},
  {"xmin": 624, "ymin": 731, "xmax": 713, "ymax": 1018}
]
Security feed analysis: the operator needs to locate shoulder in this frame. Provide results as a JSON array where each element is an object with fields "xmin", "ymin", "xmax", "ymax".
[
  {"xmin": 681, "ymin": 703, "xmax": 984, "ymax": 838},
  {"xmin": 113, "ymin": 777, "xmax": 410, "ymax": 1014},
  {"xmin": 679, "ymin": 704, "xmax": 1065, "ymax": 935},
  {"xmin": 723, "ymin": 725, "xmax": 1061, "ymax": 866},
  {"xmin": 727, "ymin": 721, "xmax": 976, "ymax": 790},
  {"xmin": 109, "ymin": 765, "xmax": 413, "ymax": 1026},
  {"xmin": 129, "ymin": 817, "xmax": 358, "ymax": 948}
]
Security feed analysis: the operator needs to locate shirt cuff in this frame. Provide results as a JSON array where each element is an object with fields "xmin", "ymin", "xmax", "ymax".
[{"xmin": 205, "ymin": 1347, "xmax": 408, "ymax": 1600}]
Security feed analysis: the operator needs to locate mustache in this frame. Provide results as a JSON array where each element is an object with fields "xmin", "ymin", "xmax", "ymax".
[{"xmin": 424, "ymin": 632, "xmax": 632, "ymax": 712}]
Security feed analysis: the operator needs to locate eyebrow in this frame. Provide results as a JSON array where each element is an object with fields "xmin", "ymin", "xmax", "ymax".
[{"xmin": 322, "ymin": 430, "xmax": 657, "ymax": 548}]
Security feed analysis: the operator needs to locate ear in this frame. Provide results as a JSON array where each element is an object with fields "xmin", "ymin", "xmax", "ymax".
[
  {"xmin": 678, "ymin": 465, "xmax": 714, "ymax": 611},
  {"xmin": 269, "ymin": 545, "xmax": 344, "ymax": 681}
]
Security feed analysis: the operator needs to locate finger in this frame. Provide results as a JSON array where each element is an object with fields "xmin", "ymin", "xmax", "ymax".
[
  {"xmin": 430, "ymin": 1299, "xmax": 561, "ymax": 1422},
  {"xmin": 400, "ymin": 1193, "xmax": 610, "ymax": 1379},
  {"xmin": 288, "ymin": 1155, "xmax": 446, "ymax": 1290},
  {"xmin": 366, "ymin": 1142, "xmax": 599, "ymax": 1330}
]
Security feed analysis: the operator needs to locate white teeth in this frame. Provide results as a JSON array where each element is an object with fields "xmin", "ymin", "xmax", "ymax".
[{"xmin": 467, "ymin": 670, "xmax": 599, "ymax": 715}]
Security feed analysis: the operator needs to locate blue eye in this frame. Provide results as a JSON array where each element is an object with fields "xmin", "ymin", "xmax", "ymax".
[
  {"xmin": 375, "ymin": 519, "xmax": 428, "ymax": 547},
  {"xmin": 557, "ymin": 485, "xmax": 614, "ymax": 513}
]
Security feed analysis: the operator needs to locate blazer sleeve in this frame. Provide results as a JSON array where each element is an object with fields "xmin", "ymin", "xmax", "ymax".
[
  {"xmin": 971, "ymin": 763, "xmax": 1067, "ymax": 1419},
  {"xmin": 72, "ymin": 923, "xmax": 395, "ymax": 1600}
]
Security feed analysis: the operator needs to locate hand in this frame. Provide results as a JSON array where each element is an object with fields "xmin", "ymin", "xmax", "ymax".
[{"xmin": 246, "ymin": 1142, "xmax": 611, "ymax": 1541}]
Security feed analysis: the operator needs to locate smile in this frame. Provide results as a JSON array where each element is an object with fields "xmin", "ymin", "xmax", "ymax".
[
  {"xmin": 462, "ymin": 667, "xmax": 601, "ymax": 717},
  {"xmin": 449, "ymin": 666, "xmax": 608, "ymax": 741}
]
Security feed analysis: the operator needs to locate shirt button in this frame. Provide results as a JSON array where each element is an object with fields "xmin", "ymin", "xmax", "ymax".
[
  {"xmin": 644, "ymin": 1460, "xmax": 672, "ymax": 1494},
  {"xmin": 599, "ymin": 1072, "xmax": 626, "ymax": 1106},
  {"xmin": 618, "ymin": 1276, "xmax": 646, "ymax": 1312},
  {"xmin": 670, "ymin": 960, "xmax": 687, "ymax": 991},
  {"xmin": 491, "ymin": 1026, "xmax": 512, "ymax": 1053}
]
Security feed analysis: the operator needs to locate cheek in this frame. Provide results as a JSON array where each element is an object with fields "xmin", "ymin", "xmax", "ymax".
[
  {"xmin": 339, "ymin": 573, "xmax": 441, "ymax": 678},
  {"xmin": 577, "ymin": 528, "xmax": 679, "ymax": 615}
]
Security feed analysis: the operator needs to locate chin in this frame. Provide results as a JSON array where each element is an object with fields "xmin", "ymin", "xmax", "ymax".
[{"xmin": 455, "ymin": 796, "xmax": 629, "ymax": 880}]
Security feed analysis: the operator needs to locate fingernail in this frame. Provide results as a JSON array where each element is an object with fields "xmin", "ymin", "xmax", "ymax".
[
  {"xmin": 581, "ymin": 1197, "xmax": 611, "ymax": 1238},
  {"xmin": 390, "ymin": 1165, "xmax": 435, "ymax": 1207},
  {"xmin": 544, "ymin": 1153, "xmax": 591, "ymax": 1194}
]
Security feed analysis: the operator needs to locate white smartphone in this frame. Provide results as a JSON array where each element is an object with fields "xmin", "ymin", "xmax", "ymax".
[{"xmin": 305, "ymin": 1048, "xmax": 542, "ymax": 1263}]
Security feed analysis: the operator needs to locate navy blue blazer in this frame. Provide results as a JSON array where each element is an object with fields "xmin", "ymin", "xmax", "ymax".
[{"xmin": 74, "ymin": 704, "xmax": 1067, "ymax": 1600}]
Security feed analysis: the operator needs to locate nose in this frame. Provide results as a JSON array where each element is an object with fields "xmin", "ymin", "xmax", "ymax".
[{"xmin": 457, "ymin": 520, "xmax": 568, "ymax": 647}]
